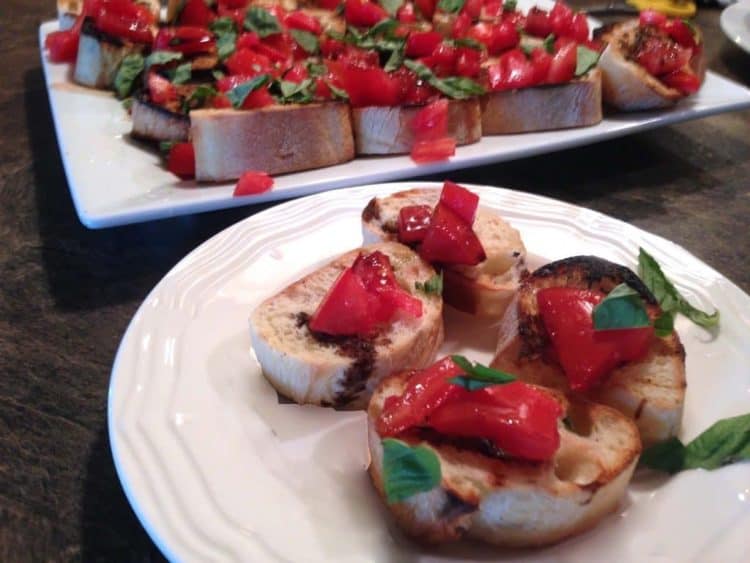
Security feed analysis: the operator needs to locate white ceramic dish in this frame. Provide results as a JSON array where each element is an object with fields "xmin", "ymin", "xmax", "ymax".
[
  {"xmin": 108, "ymin": 181, "xmax": 750, "ymax": 562},
  {"xmin": 721, "ymin": 0, "xmax": 750, "ymax": 54},
  {"xmin": 40, "ymin": 11, "xmax": 750, "ymax": 229}
]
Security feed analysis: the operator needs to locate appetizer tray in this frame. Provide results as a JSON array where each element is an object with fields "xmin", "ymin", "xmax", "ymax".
[
  {"xmin": 40, "ymin": 19, "xmax": 750, "ymax": 230},
  {"xmin": 108, "ymin": 182, "xmax": 750, "ymax": 562}
]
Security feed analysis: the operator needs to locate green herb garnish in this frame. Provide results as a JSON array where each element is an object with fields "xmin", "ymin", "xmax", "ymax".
[
  {"xmin": 226, "ymin": 75, "xmax": 270, "ymax": 108},
  {"xmin": 381, "ymin": 438, "xmax": 441, "ymax": 503},
  {"xmin": 244, "ymin": 7, "xmax": 282, "ymax": 38},
  {"xmin": 170, "ymin": 62, "xmax": 192, "ymax": 85},
  {"xmin": 592, "ymin": 283, "xmax": 650, "ymax": 331},
  {"xmin": 404, "ymin": 60, "xmax": 485, "ymax": 99},
  {"xmin": 415, "ymin": 272, "xmax": 443, "ymax": 295},
  {"xmin": 448, "ymin": 355, "xmax": 516, "ymax": 390},
  {"xmin": 575, "ymin": 45, "xmax": 600, "ymax": 76},
  {"xmin": 503, "ymin": 0, "xmax": 517, "ymax": 11},
  {"xmin": 437, "ymin": 0, "xmax": 465, "ymax": 13},
  {"xmin": 181, "ymin": 84, "xmax": 217, "ymax": 113},
  {"xmin": 145, "ymin": 50, "xmax": 183, "ymax": 69},
  {"xmin": 290, "ymin": 29, "xmax": 320, "ymax": 54},
  {"xmin": 275, "ymin": 78, "xmax": 315, "ymax": 103},
  {"xmin": 543, "ymin": 34, "xmax": 555, "ymax": 54},
  {"xmin": 379, "ymin": 0, "xmax": 404, "ymax": 16},
  {"xmin": 113, "ymin": 53, "xmax": 145, "ymax": 99}
]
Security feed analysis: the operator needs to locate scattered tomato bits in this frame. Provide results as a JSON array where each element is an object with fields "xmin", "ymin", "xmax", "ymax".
[{"xmin": 233, "ymin": 171, "xmax": 274, "ymax": 196}]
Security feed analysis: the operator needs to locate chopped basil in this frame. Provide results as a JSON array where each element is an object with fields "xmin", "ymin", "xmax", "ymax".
[
  {"xmin": 383, "ymin": 45, "xmax": 404, "ymax": 72},
  {"xmin": 159, "ymin": 140, "xmax": 177, "ymax": 154},
  {"xmin": 450, "ymin": 37, "xmax": 484, "ymax": 51},
  {"xmin": 275, "ymin": 78, "xmax": 315, "ymax": 104},
  {"xmin": 592, "ymin": 283, "xmax": 650, "ymax": 331},
  {"xmin": 145, "ymin": 50, "xmax": 183, "ymax": 69},
  {"xmin": 170, "ymin": 62, "xmax": 192, "ymax": 85},
  {"xmin": 641, "ymin": 413, "xmax": 750, "ymax": 473},
  {"xmin": 290, "ymin": 29, "xmax": 319, "ymax": 54},
  {"xmin": 449, "ymin": 355, "xmax": 516, "ymax": 389},
  {"xmin": 365, "ymin": 18, "xmax": 399, "ymax": 38},
  {"xmin": 209, "ymin": 16, "xmax": 236, "ymax": 35},
  {"xmin": 638, "ymin": 247, "xmax": 720, "ymax": 329},
  {"xmin": 575, "ymin": 45, "xmax": 600, "ymax": 76},
  {"xmin": 503, "ymin": 0, "xmax": 517, "ymax": 11},
  {"xmin": 121, "ymin": 97, "xmax": 133, "ymax": 111},
  {"xmin": 415, "ymin": 272, "xmax": 443, "ymax": 295},
  {"xmin": 113, "ymin": 53, "xmax": 145, "ymax": 99},
  {"xmin": 326, "ymin": 80, "xmax": 349, "ymax": 100},
  {"xmin": 181, "ymin": 84, "xmax": 217, "ymax": 112},
  {"xmin": 543, "ymin": 34, "xmax": 555, "ymax": 54},
  {"xmin": 212, "ymin": 69, "xmax": 226, "ymax": 81},
  {"xmin": 211, "ymin": 17, "xmax": 238, "ymax": 61},
  {"xmin": 379, "ymin": 0, "xmax": 404, "ymax": 16},
  {"xmin": 381, "ymin": 438, "xmax": 441, "ymax": 503},
  {"xmin": 437, "ymin": 0, "xmax": 465, "ymax": 13},
  {"xmin": 226, "ymin": 74, "xmax": 270, "ymax": 108},
  {"xmin": 306, "ymin": 61, "xmax": 327, "ymax": 77},
  {"xmin": 404, "ymin": 60, "xmax": 485, "ymax": 99},
  {"xmin": 244, "ymin": 7, "xmax": 282, "ymax": 38}
]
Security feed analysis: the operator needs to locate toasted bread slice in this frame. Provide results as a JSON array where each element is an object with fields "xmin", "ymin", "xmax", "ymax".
[
  {"xmin": 480, "ymin": 69, "xmax": 603, "ymax": 134},
  {"xmin": 131, "ymin": 96, "xmax": 190, "ymax": 142},
  {"xmin": 367, "ymin": 371, "xmax": 641, "ymax": 546},
  {"xmin": 596, "ymin": 20, "xmax": 705, "ymax": 111},
  {"xmin": 73, "ymin": 19, "xmax": 146, "ymax": 89},
  {"xmin": 491, "ymin": 256, "xmax": 686, "ymax": 447},
  {"xmin": 362, "ymin": 188, "xmax": 527, "ymax": 317},
  {"xmin": 249, "ymin": 242, "xmax": 444, "ymax": 409},
  {"xmin": 190, "ymin": 102, "xmax": 355, "ymax": 181},
  {"xmin": 351, "ymin": 99, "xmax": 482, "ymax": 155}
]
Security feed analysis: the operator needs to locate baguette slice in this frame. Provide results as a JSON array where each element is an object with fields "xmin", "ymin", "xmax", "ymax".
[
  {"xmin": 191, "ymin": 103, "xmax": 355, "ymax": 181},
  {"xmin": 596, "ymin": 19, "xmax": 705, "ymax": 111},
  {"xmin": 367, "ymin": 371, "xmax": 641, "ymax": 546},
  {"xmin": 491, "ymin": 256, "xmax": 686, "ymax": 447},
  {"xmin": 352, "ymin": 99, "xmax": 482, "ymax": 155},
  {"xmin": 131, "ymin": 96, "xmax": 190, "ymax": 142},
  {"xmin": 73, "ymin": 19, "xmax": 146, "ymax": 89},
  {"xmin": 362, "ymin": 188, "xmax": 527, "ymax": 317},
  {"xmin": 249, "ymin": 242, "xmax": 444, "ymax": 409},
  {"xmin": 481, "ymin": 69, "xmax": 603, "ymax": 134}
]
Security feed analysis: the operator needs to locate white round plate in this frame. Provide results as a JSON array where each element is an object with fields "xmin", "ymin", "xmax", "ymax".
[
  {"xmin": 109, "ymin": 182, "xmax": 750, "ymax": 562},
  {"xmin": 721, "ymin": 0, "xmax": 750, "ymax": 54}
]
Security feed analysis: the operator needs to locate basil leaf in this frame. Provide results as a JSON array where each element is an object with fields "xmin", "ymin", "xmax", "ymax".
[
  {"xmin": 216, "ymin": 30, "xmax": 237, "ymax": 61},
  {"xmin": 145, "ymin": 50, "xmax": 184, "ymax": 69},
  {"xmin": 121, "ymin": 97, "xmax": 133, "ymax": 111},
  {"xmin": 404, "ymin": 60, "xmax": 485, "ymax": 99},
  {"xmin": 181, "ymin": 84, "xmax": 217, "ymax": 112},
  {"xmin": 641, "ymin": 413, "xmax": 750, "ymax": 473},
  {"xmin": 575, "ymin": 45, "xmax": 600, "ymax": 76},
  {"xmin": 543, "ymin": 34, "xmax": 555, "ymax": 54},
  {"xmin": 114, "ymin": 53, "xmax": 144, "ymax": 99},
  {"xmin": 383, "ymin": 45, "xmax": 404, "ymax": 72},
  {"xmin": 415, "ymin": 272, "xmax": 443, "ymax": 295},
  {"xmin": 226, "ymin": 74, "xmax": 270, "ymax": 108},
  {"xmin": 450, "ymin": 37, "xmax": 483, "ymax": 50},
  {"xmin": 325, "ymin": 80, "xmax": 349, "ymax": 100},
  {"xmin": 366, "ymin": 18, "xmax": 398, "ymax": 38},
  {"xmin": 212, "ymin": 69, "xmax": 226, "ymax": 81},
  {"xmin": 171, "ymin": 62, "xmax": 192, "ymax": 85},
  {"xmin": 379, "ymin": 0, "xmax": 404, "ymax": 16},
  {"xmin": 244, "ymin": 7, "xmax": 282, "ymax": 38},
  {"xmin": 381, "ymin": 438, "xmax": 441, "ymax": 503},
  {"xmin": 447, "ymin": 376, "xmax": 495, "ymax": 390},
  {"xmin": 437, "ymin": 0, "xmax": 465, "ymax": 13},
  {"xmin": 307, "ymin": 61, "xmax": 327, "ymax": 77},
  {"xmin": 450, "ymin": 355, "xmax": 516, "ymax": 386},
  {"xmin": 592, "ymin": 283, "xmax": 650, "ymax": 331},
  {"xmin": 654, "ymin": 311, "xmax": 675, "ymax": 337},
  {"xmin": 276, "ymin": 78, "xmax": 314, "ymax": 103},
  {"xmin": 290, "ymin": 29, "xmax": 319, "ymax": 54},
  {"xmin": 503, "ymin": 0, "xmax": 517, "ymax": 11},
  {"xmin": 159, "ymin": 140, "xmax": 177, "ymax": 154},
  {"xmin": 638, "ymin": 247, "xmax": 720, "ymax": 329},
  {"xmin": 209, "ymin": 16, "xmax": 236, "ymax": 35}
]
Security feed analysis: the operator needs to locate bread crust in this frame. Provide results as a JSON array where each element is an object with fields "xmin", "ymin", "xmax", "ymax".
[
  {"xmin": 367, "ymin": 371, "xmax": 641, "ymax": 546},
  {"xmin": 480, "ymin": 70, "xmax": 603, "ymax": 134},
  {"xmin": 190, "ymin": 102, "xmax": 355, "ymax": 181},
  {"xmin": 131, "ymin": 97, "xmax": 190, "ymax": 142},
  {"xmin": 74, "ymin": 20, "xmax": 145, "ymax": 89},
  {"xmin": 361, "ymin": 188, "xmax": 527, "ymax": 318},
  {"xmin": 491, "ymin": 255, "xmax": 687, "ymax": 447},
  {"xmin": 249, "ymin": 242, "xmax": 444, "ymax": 409},
  {"xmin": 597, "ymin": 19, "xmax": 704, "ymax": 111},
  {"xmin": 351, "ymin": 99, "xmax": 482, "ymax": 155}
]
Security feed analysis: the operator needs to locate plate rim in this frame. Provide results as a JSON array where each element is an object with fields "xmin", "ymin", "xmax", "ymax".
[
  {"xmin": 107, "ymin": 180, "xmax": 750, "ymax": 561},
  {"xmin": 721, "ymin": 1, "xmax": 750, "ymax": 55}
]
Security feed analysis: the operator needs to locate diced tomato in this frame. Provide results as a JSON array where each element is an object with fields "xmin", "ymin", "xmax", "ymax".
[
  {"xmin": 398, "ymin": 205, "xmax": 432, "ymax": 244},
  {"xmin": 525, "ymin": 7, "xmax": 552, "ymax": 38},
  {"xmin": 549, "ymin": 1, "xmax": 574, "ymax": 37},
  {"xmin": 405, "ymin": 31, "xmax": 444, "ymax": 58},
  {"xmin": 393, "ymin": 67, "xmax": 434, "ymax": 104},
  {"xmin": 487, "ymin": 48, "xmax": 537, "ymax": 91},
  {"xmin": 314, "ymin": 78, "xmax": 332, "ymax": 99},
  {"xmin": 148, "ymin": 72, "xmax": 177, "ymax": 104},
  {"xmin": 530, "ymin": 48, "xmax": 552, "ymax": 83},
  {"xmin": 455, "ymin": 47, "xmax": 481, "ymax": 77},
  {"xmin": 546, "ymin": 41, "xmax": 577, "ymax": 84},
  {"xmin": 352, "ymin": 251, "xmax": 423, "ymax": 318},
  {"xmin": 483, "ymin": 0, "xmax": 503, "ymax": 18},
  {"xmin": 167, "ymin": 143, "xmax": 195, "ymax": 179},
  {"xmin": 242, "ymin": 86, "xmax": 275, "ymax": 109},
  {"xmin": 217, "ymin": 3, "xmax": 245, "ymax": 27},
  {"xmin": 661, "ymin": 69, "xmax": 701, "ymax": 94},
  {"xmin": 421, "ymin": 43, "xmax": 457, "ymax": 77},
  {"xmin": 233, "ymin": 171, "xmax": 274, "ymax": 196},
  {"xmin": 451, "ymin": 12, "xmax": 471, "ymax": 39},
  {"xmin": 320, "ymin": 36, "xmax": 346, "ymax": 57},
  {"xmin": 569, "ymin": 13, "xmax": 589, "ymax": 42},
  {"xmin": 397, "ymin": 2, "xmax": 417, "ymax": 23},
  {"xmin": 411, "ymin": 99, "xmax": 449, "ymax": 141},
  {"xmin": 634, "ymin": 36, "xmax": 691, "ymax": 77},
  {"xmin": 419, "ymin": 202, "xmax": 485, "ymax": 264},
  {"xmin": 502, "ymin": 8, "xmax": 526, "ymax": 28},
  {"xmin": 316, "ymin": 0, "xmax": 341, "ymax": 8},
  {"xmin": 414, "ymin": 0, "xmax": 437, "ymax": 19},
  {"xmin": 461, "ymin": 0, "xmax": 482, "ymax": 19},
  {"xmin": 377, "ymin": 357, "xmax": 467, "ymax": 436},
  {"xmin": 94, "ymin": 0, "xmax": 154, "ymax": 43},
  {"xmin": 224, "ymin": 48, "xmax": 273, "ymax": 76},
  {"xmin": 639, "ymin": 9, "xmax": 667, "ymax": 27},
  {"xmin": 334, "ymin": 64, "xmax": 401, "ymax": 107},
  {"xmin": 439, "ymin": 180, "xmax": 479, "ymax": 225},
  {"xmin": 236, "ymin": 32, "xmax": 260, "ymax": 50},
  {"xmin": 411, "ymin": 137, "xmax": 456, "ymax": 163},
  {"xmin": 45, "ymin": 29, "xmax": 79, "ymax": 63},
  {"xmin": 284, "ymin": 11, "xmax": 323, "ymax": 34},
  {"xmin": 344, "ymin": 0, "xmax": 387, "ymax": 27},
  {"xmin": 309, "ymin": 268, "xmax": 384, "ymax": 336},
  {"xmin": 537, "ymin": 287, "xmax": 654, "ymax": 392},
  {"xmin": 178, "ymin": 0, "xmax": 215, "ymax": 27},
  {"xmin": 284, "ymin": 63, "xmax": 309, "ymax": 82},
  {"xmin": 662, "ymin": 18, "xmax": 697, "ymax": 49},
  {"xmin": 468, "ymin": 21, "xmax": 519, "ymax": 55},
  {"xmin": 428, "ymin": 382, "xmax": 561, "ymax": 461},
  {"xmin": 211, "ymin": 93, "xmax": 232, "ymax": 108},
  {"xmin": 153, "ymin": 26, "xmax": 215, "ymax": 55},
  {"xmin": 218, "ymin": 0, "xmax": 249, "ymax": 8}
]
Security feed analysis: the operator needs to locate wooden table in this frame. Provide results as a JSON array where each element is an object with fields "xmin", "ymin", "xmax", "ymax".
[{"xmin": 1, "ymin": 2, "xmax": 748, "ymax": 559}]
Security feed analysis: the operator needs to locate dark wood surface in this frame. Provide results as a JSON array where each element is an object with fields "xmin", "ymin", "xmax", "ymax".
[{"xmin": 1, "ymin": 2, "xmax": 748, "ymax": 561}]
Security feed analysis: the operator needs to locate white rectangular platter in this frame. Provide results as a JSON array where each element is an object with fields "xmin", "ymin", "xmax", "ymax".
[{"xmin": 39, "ymin": 20, "xmax": 750, "ymax": 228}]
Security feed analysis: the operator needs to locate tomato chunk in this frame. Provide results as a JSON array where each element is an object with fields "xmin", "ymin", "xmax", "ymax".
[
  {"xmin": 398, "ymin": 205, "xmax": 432, "ymax": 244},
  {"xmin": 661, "ymin": 69, "xmax": 701, "ymax": 94},
  {"xmin": 537, "ymin": 287, "xmax": 654, "ymax": 391},
  {"xmin": 344, "ymin": 0, "xmax": 387, "ymax": 27},
  {"xmin": 153, "ymin": 26, "xmax": 216, "ymax": 55},
  {"xmin": 419, "ymin": 202, "xmax": 485, "ymax": 265},
  {"xmin": 405, "ymin": 31, "xmax": 443, "ymax": 58},
  {"xmin": 410, "ymin": 137, "xmax": 456, "ymax": 163},
  {"xmin": 148, "ymin": 72, "xmax": 177, "ymax": 104},
  {"xmin": 45, "ymin": 29, "xmax": 79, "ymax": 63},
  {"xmin": 439, "ymin": 180, "xmax": 479, "ymax": 225},
  {"xmin": 178, "ymin": 0, "xmax": 215, "ymax": 27},
  {"xmin": 284, "ymin": 11, "xmax": 323, "ymax": 34},
  {"xmin": 411, "ymin": 99, "xmax": 448, "ymax": 141},
  {"xmin": 233, "ymin": 171, "xmax": 274, "ymax": 196},
  {"xmin": 167, "ymin": 143, "xmax": 195, "ymax": 179}
]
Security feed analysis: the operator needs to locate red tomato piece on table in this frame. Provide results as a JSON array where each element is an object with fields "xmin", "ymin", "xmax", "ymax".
[
  {"xmin": 419, "ymin": 202, "xmax": 486, "ymax": 265},
  {"xmin": 167, "ymin": 143, "xmax": 195, "ymax": 179},
  {"xmin": 411, "ymin": 137, "xmax": 456, "ymax": 163},
  {"xmin": 233, "ymin": 171, "xmax": 274, "ymax": 196}
]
